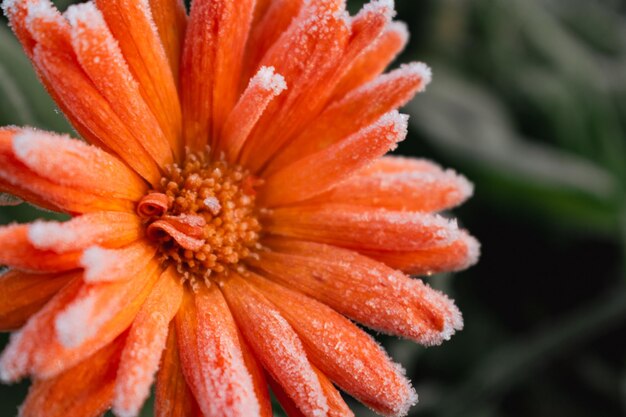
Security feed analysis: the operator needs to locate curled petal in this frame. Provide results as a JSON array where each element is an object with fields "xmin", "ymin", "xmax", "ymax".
[
  {"xmin": 146, "ymin": 215, "xmax": 206, "ymax": 251},
  {"xmin": 137, "ymin": 193, "xmax": 170, "ymax": 219}
]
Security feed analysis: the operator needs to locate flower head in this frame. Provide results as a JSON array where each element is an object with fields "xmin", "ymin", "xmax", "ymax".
[{"xmin": 0, "ymin": 0, "xmax": 479, "ymax": 416}]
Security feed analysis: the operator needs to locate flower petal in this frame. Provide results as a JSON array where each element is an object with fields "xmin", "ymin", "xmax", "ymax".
[
  {"xmin": 19, "ymin": 335, "xmax": 125, "ymax": 417},
  {"xmin": 16, "ymin": 1, "xmax": 164, "ymax": 184},
  {"xmin": 364, "ymin": 231, "xmax": 481, "ymax": 276},
  {"xmin": 239, "ymin": 332, "xmax": 273, "ymax": 417},
  {"xmin": 175, "ymin": 286, "xmax": 260, "ymax": 417},
  {"xmin": 0, "ymin": 270, "xmax": 77, "ymax": 332},
  {"xmin": 65, "ymin": 2, "xmax": 175, "ymax": 169},
  {"xmin": 0, "ymin": 224, "xmax": 82, "ymax": 272},
  {"xmin": 94, "ymin": 0, "xmax": 183, "ymax": 159},
  {"xmin": 247, "ymin": 273, "xmax": 417, "ymax": 417},
  {"xmin": 23, "ymin": 261, "xmax": 161, "ymax": 379},
  {"xmin": 28, "ymin": 212, "xmax": 143, "ymax": 253},
  {"xmin": 0, "ymin": 128, "xmax": 135, "ymax": 213},
  {"xmin": 332, "ymin": 21, "xmax": 408, "ymax": 100},
  {"xmin": 0, "ymin": 276, "xmax": 83, "ymax": 383},
  {"xmin": 239, "ymin": 0, "xmax": 350, "ymax": 172},
  {"xmin": 148, "ymin": 0, "xmax": 187, "ymax": 82},
  {"xmin": 306, "ymin": 167, "xmax": 474, "ymax": 213},
  {"xmin": 181, "ymin": 0, "xmax": 256, "ymax": 150},
  {"xmin": 244, "ymin": 0, "xmax": 305, "ymax": 80},
  {"xmin": 259, "ymin": 111, "xmax": 408, "ymax": 207},
  {"xmin": 80, "ymin": 240, "xmax": 158, "ymax": 283},
  {"xmin": 221, "ymin": 275, "xmax": 329, "ymax": 417},
  {"xmin": 11, "ymin": 129, "xmax": 148, "ymax": 201},
  {"xmin": 262, "ymin": 204, "xmax": 460, "ymax": 252},
  {"xmin": 113, "ymin": 267, "xmax": 183, "ymax": 417},
  {"xmin": 268, "ymin": 366, "xmax": 354, "ymax": 417},
  {"xmin": 249, "ymin": 239, "xmax": 464, "ymax": 346},
  {"xmin": 155, "ymin": 323, "xmax": 203, "ymax": 417},
  {"xmin": 220, "ymin": 66, "xmax": 287, "ymax": 162},
  {"xmin": 268, "ymin": 63, "xmax": 430, "ymax": 173}
]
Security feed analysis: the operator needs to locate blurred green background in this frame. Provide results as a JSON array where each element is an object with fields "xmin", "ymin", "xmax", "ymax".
[{"xmin": 2, "ymin": 0, "xmax": 626, "ymax": 416}]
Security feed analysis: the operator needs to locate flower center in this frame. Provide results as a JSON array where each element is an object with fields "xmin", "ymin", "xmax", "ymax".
[{"xmin": 138, "ymin": 152, "xmax": 262, "ymax": 287}]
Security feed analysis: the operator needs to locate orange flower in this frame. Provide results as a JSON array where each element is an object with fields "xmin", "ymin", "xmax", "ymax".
[{"xmin": 0, "ymin": 0, "xmax": 480, "ymax": 416}]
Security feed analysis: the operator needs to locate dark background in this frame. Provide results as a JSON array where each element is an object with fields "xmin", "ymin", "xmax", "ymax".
[{"xmin": 2, "ymin": 0, "xmax": 626, "ymax": 416}]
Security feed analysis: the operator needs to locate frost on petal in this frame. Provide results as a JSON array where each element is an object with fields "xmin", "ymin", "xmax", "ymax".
[
  {"xmin": 222, "ymin": 276, "xmax": 329, "ymax": 417},
  {"xmin": 221, "ymin": 66, "xmax": 287, "ymax": 161},
  {"xmin": 80, "ymin": 241, "xmax": 157, "ymax": 283},
  {"xmin": 28, "ymin": 212, "xmax": 142, "ymax": 253},
  {"xmin": 176, "ymin": 287, "xmax": 261, "ymax": 417},
  {"xmin": 249, "ymin": 239, "xmax": 464, "ymax": 346},
  {"xmin": 248, "ymin": 273, "xmax": 416, "ymax": 417},
  {"xmin": 113, "ymin": 267, "xmax": 183, "ymax": 417},
  {"xmin": 263, "ymin": 204, "xmax": 460, "ymax": 252},
  {"xmin": 12, "ymin": 128, "xmax": 148, "ymax": 201},
  {"xmin": 260, "ymin": 111, "xmax": 408, "ymax": 207},
  {"xmin": 54, "ymin": 259, "xmax": 160, "ymax": 349}
]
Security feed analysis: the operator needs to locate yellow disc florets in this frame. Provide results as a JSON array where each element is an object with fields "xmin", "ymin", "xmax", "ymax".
[{"xmin": 138, "ymin": 151, "xmax": 261, "ymax": 288}]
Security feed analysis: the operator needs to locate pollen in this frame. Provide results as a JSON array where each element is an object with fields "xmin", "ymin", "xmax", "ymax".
[{"xmin": 138, "ymin": 151, "xmax": 262, "ymax": 287}]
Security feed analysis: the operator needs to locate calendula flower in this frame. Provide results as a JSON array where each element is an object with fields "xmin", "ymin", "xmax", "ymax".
[{"xmin": 0, "ymin": 0, "xmax": 480, "ymax": 416}]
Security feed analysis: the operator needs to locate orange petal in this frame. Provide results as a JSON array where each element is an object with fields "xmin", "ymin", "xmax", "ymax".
[
  {"xmin": 20, "ymin": 335, "xmax": 125, "ymax": 417},
  {"xmin": 221, "ymin": 275, "xmax": 329, "ymax": 417},
  {"xmin": 65, "ymin": 3, "xmax": 175, "ymax": 169},
  {"xmin": 175, "ymin": 286, "xmax": 260, "ymax": 417},
  {"xmin": 248, "ymin": 273, "xmax": 417, "ymax": 417},
  {"xmin": 80, "ymin": 240, "xmax": 158, "ymax": 283},
  {"xmin": 0, "ymin": 224, "xmax": 82, "ymax": 272},
  {"xmin": 148, "ymin": 0, "xmax": 187, "ymax": 83},
  {"xmin": 113, "ymin": 267, "xmax": 183, "ymax": 417},
  {"xmin": 365, "ymin": 231, "xmax": 481, "ymax": 276},
  {"xmin": 306, "ymin": 166, "xmax": 474, "ymax": 212},
  {"xmin": 20, "ymin": 1, "xmax": 163, "ymax": 184},
  {"xmin": 332, "ymin": 21, "xmax": 409, "ymax": 100},
  {"xmin": 268, "ymin": 63, "xmax": 431, "ymax": 173},
  {"xmin": 220, "ymin": 66, "xmax": 287, "ymax": 162},
  {"xmin": 0, "ymin": 275, "xmax": 83, "ymax": 383},
  {"xmin": 238, "ymin": 331, "xmax": 273, "ymax": 417},
  {"xmin": 155, "ymin": 323, "xmax": 203, "ymax": 417},
  {"xmin": 209, "ymin": 0, "xmax": 257, "ymax": 141},
  {"xmin": 244, "ymin": 0, "xmax": 305, "ymax": 81},
  {"xmin": 11, "ymin": 129, "xmax": 147, "ymax": 201},
  {"xmin": 0, "ymin": 270, "xmax": 78, "ymax": 332},
  {"xmin": 259, "ymin": 111, "xmax": 408, "ymax": 207},
  {"xmin": 268, "ymin": 367, "xmax": 354, "ymax": 417},
  {"xmin": 27, "ymin": 212, "xmax": 143, "ymax": 253},
  {"xmin": 249, "ymin": 239, "xmax": 464, "ymax": 346},
  {"xmin": 181, "ymin": 0, "xmax": 255, "ymax": 150},
  {"xmin": 262, "ymin": 204, "xmax": 460, "ymax": 252},
  {"xmin": 239, "ymin": 0, "xmax": 350, "ymax": 172},
  {"xmin": 0, "ymin": 129, "xmax": 135, "ymax": 213},
  {"xmin": 359, "ymin": 155, "xmax": 446, "ymax": 175},
  {"xmin": 25, "ymin": 261, "xmax": 161, "ymax": 379},
  {"xmin": 94, "ymin": 0, "xmax": 183, "ymax": 160}
]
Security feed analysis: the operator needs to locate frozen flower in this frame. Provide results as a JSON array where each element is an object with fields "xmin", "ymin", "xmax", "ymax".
[{"xmin": 0, "ymin": 0, "xmax": 479, "ymax": 416}]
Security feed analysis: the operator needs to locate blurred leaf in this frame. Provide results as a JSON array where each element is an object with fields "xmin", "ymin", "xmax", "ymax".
[
  {"xmin": 0, "ymin": 26, "xmax": 71, "ymax": 133},
  {"xmin": 408, "ymin": 70, "xmax": 620, "ymax": 235}
]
